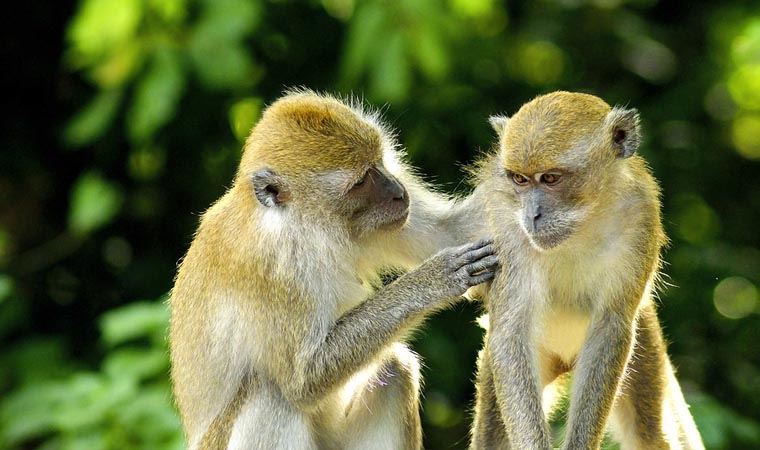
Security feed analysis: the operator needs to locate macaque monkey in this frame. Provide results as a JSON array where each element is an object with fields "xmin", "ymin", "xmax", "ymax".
[
  {"xmin": 169, "ymin": 90, "xmax": 497, "ymax": 450},
  {"xmin": 469, "ymin": 92, "xmax": 704, "ymax": 450}
]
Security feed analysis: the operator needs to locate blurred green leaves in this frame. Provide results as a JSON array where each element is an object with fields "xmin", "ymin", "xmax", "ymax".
[
  {"xmin": 65, "ymin": 0, "xmax": 260, "ymax": 151},
  {"xmin": 68, "ymin": 172, "xmax": 124, "ymax": 236},
  {"xmin": 1, "ymin": 1, "xmax": 758, "ymax": 449},
  {"xmin": 0, "ymin": 301, "xmax": 180, "ymax": 450},
  {"xmin": 229, "ymin": 97, "xmax": 263, "ymax": 142},
  {"xmin": 63, "ymin": 90, "xmax": 123, "ymax": 147},
  {"xmin": 127, "ymin": 48, "xmax": 185, "ymax": 144},
  {"xmin": 342, "ymin": 0, "xmax": 453, "ymax": 102},
  {"xmin": 100, "ymin": 300, "xmax": 168, "ymax": 346},
  {"xmin": 188, "ymin": 0, "xmax": 261, "ymax": 89}
]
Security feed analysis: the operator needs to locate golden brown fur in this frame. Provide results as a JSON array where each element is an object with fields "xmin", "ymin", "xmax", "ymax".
[
  {"xmin": 468, "ymin": 92, "xmax": 703, "ymax": 450},
  {"xmin": 170, "ymin": 90, "xmax": 495, "ymax": 450}
]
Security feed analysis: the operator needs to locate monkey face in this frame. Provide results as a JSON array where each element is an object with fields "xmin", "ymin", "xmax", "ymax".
[
  {"xmin": 489, "ymin": 91, "xmax": 643, "ymax": 252},
  {"xmin": 503, "ymin": 169, "xmax": 586, "ymax": 251},
  {"xmin": 342, "ymin": 165, "xmax": 410, "ymax": 237}
]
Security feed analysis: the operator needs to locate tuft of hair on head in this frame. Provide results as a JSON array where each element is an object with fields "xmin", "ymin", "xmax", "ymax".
[
  {"xmin": 604, "ymin": 106, "xmax": 641, "ymax": 159},
  {"xmin": 488, "ymin": 115, "xmax": 510, "ymax": 139}
]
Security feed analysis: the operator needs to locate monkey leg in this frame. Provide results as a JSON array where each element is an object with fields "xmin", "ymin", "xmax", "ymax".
[
  {"xmin": 470, "ymin": 346, "xmax": 510, "ymax": 450},
  {"xmin": 608, "ymin": 306, "xmax": 704, "ymax": 450},
  {"xmin": 222, "ymin": 378, "xmax": 319, "ymax": 450},
  {"xmin": 340, "ymin": 342, "xmax": 423, "ymax": 450}
]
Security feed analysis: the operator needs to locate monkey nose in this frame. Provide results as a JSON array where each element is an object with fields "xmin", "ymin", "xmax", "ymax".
[
  {"xmin": 392, "ymin": 186, "xmax": 407, "ymax": 202},
  {"xmin": 530, "ymin": 211, "xmax": 542, "ymax": 232}
]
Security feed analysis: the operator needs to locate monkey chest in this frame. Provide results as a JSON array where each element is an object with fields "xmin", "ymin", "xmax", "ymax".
[{"xmin": 537, "ymin": 308, "xmax": 591, "ymax": 365}]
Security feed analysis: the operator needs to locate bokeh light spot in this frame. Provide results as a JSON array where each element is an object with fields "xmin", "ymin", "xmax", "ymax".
[
  {"xmin": 672, "ymin": 194, "xmax": 720, "ymax": 244},
  {"xmin": 450, "ymin": 0, "xmax": 494, "ymax": 18},
  {"xmin": 424, "ymin": 391, "xmax": 463, "ymax": 428},
  {"xmin": 727, "ymin": 64, "xmax": 760, "ymax": 110},
  {"xmin": 731, "ymin": 113, "xmax": 760, "ymax": 160},
  {"xmin": 103, "ymin": 237, "xmax": 133, "ymax": 270},
  {"xmin": 0, "ymin": 274, "xmax": 13, "ymax": 303},
  {"xmin": 703, "ymin": 83, "xmax": 737, "ymax": 121},
  {"xmin": 516, "ymin": 41, "xmax": 565, "ymax": 86},
  {"xmin": 68, "ymin": 0, "xmax": 142, "ymax": 61},
  {"xmin": 128, "ymin": 146, "xmax": 166, "ymax": 180},
  {"xmin": 229, "ymin": 97, "xmax": 263, "ymax": 142},
  {"xmin": 713, "ymin": 276, "xmax": 759, "ymax": 319},
  {"xmin": 321, "ymin": 0, "xmax": 355, "ymax": 20},
  {"xmin": 622, "ymin": 39, "xmax": 677, "ymax": 83}
]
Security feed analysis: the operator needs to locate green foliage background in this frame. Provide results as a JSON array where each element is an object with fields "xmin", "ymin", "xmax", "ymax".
[{"xmin": 2, "ymin": 0, "xmax": 760, "ymax": 448}]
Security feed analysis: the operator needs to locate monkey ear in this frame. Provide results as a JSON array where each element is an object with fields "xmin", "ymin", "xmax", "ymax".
[
  {"xmin": 488, "ymin": 115, "xmax": 509, "ymax": 138},
  {"xmin": 605, "ymin": 107, "xmax": 641, "ymax": 159},
  {"xmin": 251, "ymin": 168, "xmax": 290, "ymax": 207}
]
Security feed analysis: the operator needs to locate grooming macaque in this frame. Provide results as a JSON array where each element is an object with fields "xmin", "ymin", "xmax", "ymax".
[
  {"xmin": 469, "ymin": 92, "xmax": 704, "ymax": 449},
  {"xmin": 170, "ymin": 90, "xmax": 497, "ymax": 450}
]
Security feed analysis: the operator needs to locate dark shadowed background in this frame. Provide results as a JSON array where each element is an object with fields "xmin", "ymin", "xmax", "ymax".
[{"xmin": 1, "ymin": 0, "xmax": 759, "ymax": 448}]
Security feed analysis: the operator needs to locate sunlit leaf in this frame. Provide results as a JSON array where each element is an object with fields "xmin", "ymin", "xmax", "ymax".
[
  {"xmin": 0, "ymin": 381, "xmax": 64, "ymax": 445},
  {"xmin": 322, "ymin": 0, "xmax": 356, "ymax": 20},
  {"xmin": 449, "ymin": 0, "xmax": 494, "ymax": 18},
  {"xmin": 103, "ymin": 348, "xmax": 168, "ymax": 381},
  {"xmin": 58, "ymin": 431, "xmax": 109, "ymax": 450},
  {"xmin": 99, "ymin": 301, "xmax": 169, "ymax": 347},
  {"xmin": 411, "ymin": 25, "xmax": 449, "ymax": 81},
  {"xmin": 732, "ymin": 113, "xmax": 760, "ymax": 160},
  {"xmin": 147, "ymin": 0, "xmax": 188, "ymax": 25},
  {"xmin": 127, "ymin": 48, "xmax": 185, "ymax": 144},
  {"xmin": 52, "ymin": 374, "xmax": 135, "ymax": 431},
  {"xmin": 68, "ymin": 172, "xmax": 124, "ymax": 235},
  {"xmin": 196, "ymin": 0, "xmax": 260, "ymax": 40},
  {"xmin": 91, "ymin": 40, "xmax": 143, "ymax": 88},
  {"xmin": 341, "ymin": 1, "xmax": 385, "ymax": 83},
  {"xmin": 116, "ymin": 385, "xmax": 182, "ymax": 442},
  {"xmin": 63, "ymin": 89, "xmax": 122, "ymax": 148},
  {"xmin": 728, "ymin": 64, "xmax": 760, "ymax": 110},
  {"xmin": 370, "ymin": 32, "xmax": 411, "ymax": 102},
  {"xmin": 188, "ymin": 0, "xmax": 260, "ymax": 89},
  {"xmin": 229, "ymin": 97, "xmax": 263, "ymax": 141},
  {"xmin": 67, "ymin": 0, "xmax": 142, "ymax": 63},
  {"xmin": 189, "ymin": 41, "xmax": 256, "ymax": 90}
]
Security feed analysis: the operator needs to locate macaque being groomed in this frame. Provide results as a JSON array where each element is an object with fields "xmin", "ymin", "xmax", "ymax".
[
  {"xmin": 469, "ymin": 92, "xmax": 704, "ymax": 450},
  {"xmin": 169, "ymin": 90, "xmax": 497, "ymax": 450}
]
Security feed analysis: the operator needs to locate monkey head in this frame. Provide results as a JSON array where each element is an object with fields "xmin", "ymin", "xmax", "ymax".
[
  {"xmin": 238, "ymin": 90, "xmax": 410, "ymax": 237},
  {"xmin": 489, "ymin": 91, "xmax": 641, "ymax": 251}
]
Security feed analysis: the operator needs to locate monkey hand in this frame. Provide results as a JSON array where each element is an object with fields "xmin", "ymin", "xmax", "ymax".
[{"xmin": 416, "ymin": 238, "xmax": 499, "ymax": 300}]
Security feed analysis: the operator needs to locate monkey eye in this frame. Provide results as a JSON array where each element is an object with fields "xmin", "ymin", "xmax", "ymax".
[
  {"xmin": 352, "ymin": 171, "xmax": 368, "ymax": 188},
  {"xmin": 509, "ymin": 172, "xmax": 529, "ymax": 186},
  {"xmin": 540, "ymin": 173, "xmax": 562, "ymax": 186}
]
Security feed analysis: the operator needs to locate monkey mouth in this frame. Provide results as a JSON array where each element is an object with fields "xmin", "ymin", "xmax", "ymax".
[
  {"xmin": 526, "ymin": 230, "xmax": 570, "ymax": 251},
  {"xmin": 381, "ymin": 207, "xmax": 410, "ymax": 231}
]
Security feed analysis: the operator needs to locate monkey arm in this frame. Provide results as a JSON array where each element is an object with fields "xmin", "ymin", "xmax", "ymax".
[
  {"xmin": 561, "ymin": 305, "xmax": 637, "ymax": 450},
  {"xmin": 284, "ymin": 240, "xmax": 498, "ymax": 407},
  {"xmin": 487, "ymin": 278, "xmax": 553, "ymax": 450},
  {"xmin": 293, "ymin": 277, "xmax": 444, "ymax": 406}
]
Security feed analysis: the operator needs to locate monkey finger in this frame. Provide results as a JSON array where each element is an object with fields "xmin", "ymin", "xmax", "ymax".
[
  {"xmin": 465, "ymin": 255, "xmax": 500, "ymax": 275},
  {"xmin": 458, "ymin": 244, "xmax": 496, "ymax": 268},
  {"xmin": 474, "ymin": 237, "xmax": 494, "ymax": 248},
  {"xmin": 468, "ymin": 270, "xmax": 496, "ymax": 286},
  {"xmin": 456, "ymin": 237, "xmax": 494, "ymax": 255}
]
